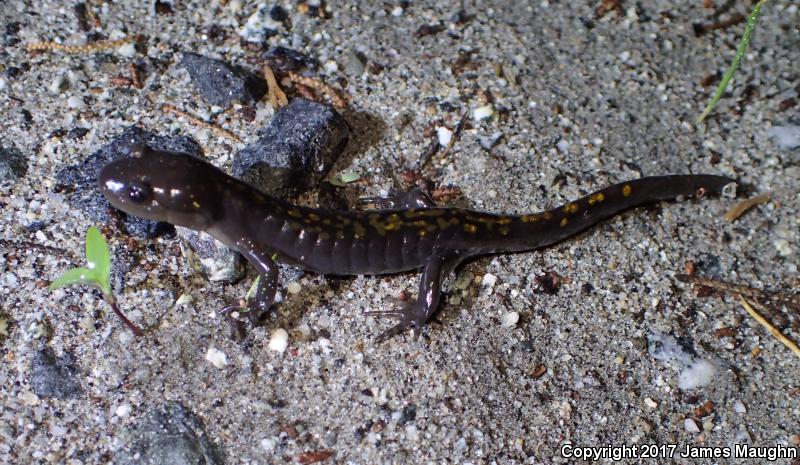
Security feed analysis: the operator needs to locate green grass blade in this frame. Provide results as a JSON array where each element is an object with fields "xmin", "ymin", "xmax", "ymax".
[
  {"xmin": 84, "ymin": 226, "xmax": 112, "ymax": 295},
  {"xmin": 696, "ymin": 0, "xmax": 769, "ymax": 124},
  {"xmin": 48, "ymin": 267, "xmax": 100, "ymax": 291}
]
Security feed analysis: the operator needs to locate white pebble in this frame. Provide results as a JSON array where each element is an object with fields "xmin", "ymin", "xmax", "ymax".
[
  {"xmin": 0, "ymin": 77, "xmax": 6, "ymax": 91},
  {"xmin": 775, "ymin": 239, "xmax": 793, "ymax": 256},
  {"xmin": 643, "ymin": 397, "xmax": 658, "ymax": 409},
  {"xmin": 481, "ymin": 273, "xmax": 497, "ymax": 288},
  {"xmin": 684, "ymin": 418, "xmax": 701, "ymax": 433},
  {"xmin": 67, "ymin": 96, "xmax": 84, "ymax": 109},
  {"xmin": 286, "ymin": 281, "xmax": 302, "ymax": 295},
  {"xmin": 115, "ymin": 404, "xmax": 132, "ymax": 417},
  {"xmin": 117, "ymin": 42, "xmax": 136, "ymax": 58},
  {"xmin": 18, "ymin": 391, "xmax": 40, "ymax": 406},
  {"xmin": 391, "ymin": 6, "xmax": 403, "ymax": 16},
  {"xmin": 767, "ymin": 125, "xmax": 800, "ymax": 150},
  {"xmin": 260, "ymin": 437, "xmax": 277, "ymax": 451},
  {"xmin": 205, "ymin": 346, "xmax": 228, "ymax": 368},
  {"xmin": 324, "ymin": 60, "xmax": 339, "ymax": 73},
  {"xmin": 268, "ymin": 328, "xmax": 289, "ymax": 352},
  {"xmin": 500, "ymin": 311, "xmax": 519, "ymax": 328},
  {"xmin": 678, "ymin": 359, "xmax": 716, "ymax": 390},
  {"xmin": 436, "ymin": 126, "xmax": 453, "ymax": 147},
  {"xmin": 733, "ymin": 399, "xmax": 747, "ymax": 413},
  {"xmin": 473, "ymin": 105, "xmax": 494, "ymax": 121}
]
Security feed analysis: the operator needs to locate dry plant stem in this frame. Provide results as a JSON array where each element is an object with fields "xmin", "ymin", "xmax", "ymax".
[
  {"xmin": 724, "ymin": 192, "xmax": 771, "ymax": 222},
  {"xmin": 437, "ymin": 110, "xmax": 468, "ymax": 161},
  {"xmin": 739, "ymin": 296, "xmax": 800, "ymax": 359},
  {"xmin": 264, "ymin": 65, "xmax": 288, "ymax": 109},
  {"xmin": 161, "ymin": 104, "xmax": 242, "ymax": 143},
  {"xmin": 27, "ymin": 36, "xmax": 139, "ymax": 54},
  {"xmin": 107, "ymin": 296, "xmax": 144, "ymax": 337},
  {"xmin": 287, "ymin": 72, "xmax": 349, "ymax": 108},
  {"xmin": 677, "ymin": 274, "xmax": 800, "ymax": 309}
]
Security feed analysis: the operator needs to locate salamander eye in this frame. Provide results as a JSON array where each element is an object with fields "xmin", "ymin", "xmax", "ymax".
[{"xmin": 127, "ymin": 181, "xmax": 151, "ymax": 204}]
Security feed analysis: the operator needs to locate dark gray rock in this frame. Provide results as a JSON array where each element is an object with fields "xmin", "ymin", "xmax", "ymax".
[
  {"xmin": 116, "ymin": 403, "xmax": 224, "ymax": 465},
  {"xmin": 31, "ymin": 347, "xmax": 82, "ymax": 399},
  {"xmin": 234, "ymin": 99, "xmax": 349, "ymax": 196},
  {"xmin": 262, "ymin": 46, "xmax": 317, "ymax": 73},
  {"xmin": 55, "ymin": 126, "xmax": 202, "ymax": 238},
  {"xmin": 0, "ymin": 146, "xmax": 28, "ymax": 189},
  {"xmin": 181, "ymin": 53, "xmax": 266, "ymax": 107}
]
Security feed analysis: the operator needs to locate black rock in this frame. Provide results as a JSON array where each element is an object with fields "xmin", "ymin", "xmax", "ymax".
[
  {"xmin": 181, "ymin": 53, "xmax": 267, "ymax": 107},
  {"xmin": 116, "ymin": 403, "xmax": 224, "ymax": 465},
  {"xmin": 0, "ymin": 146, "xmax": 28, "ymax": 189},
  {"xmin": 55, "ymin": 126, "xmax": 202, "ymax": 238},
  {"xmin": 234, "ymin": 99, "xmax": 349, "ymax": 196},
  {"xmin": 31, "ymin": 347, "xmax": 83, "ymax": 399},
  {"xmin": 262, "ymin": 46, "xmax": 318, "ymax": 72}
]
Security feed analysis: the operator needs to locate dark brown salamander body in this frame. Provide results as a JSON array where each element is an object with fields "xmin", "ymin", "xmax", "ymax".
[{"xmin": 99, "ymin": 147, "xmax": 734, "ymax": 341}]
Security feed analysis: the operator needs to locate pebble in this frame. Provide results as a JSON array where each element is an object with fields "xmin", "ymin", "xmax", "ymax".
[
  {"xmin": 391, "ymin": 6, "xmax": 403, "ymax": 16},
  {"xmin": 0, "ymin": 146, "xmax": 28, "ymax": 188},
  {"xmin": 205, "ymin": 346, "xmax": 228, "ymax": 368},
  {"xmin": 181, "ymin": 53, "xmax": 266, "ymax": 107},
  {"xmin": 234, "ymin": 98, "xmax": 350, "ymax": 196},
  {"xmin": 643, "ymin": 398, "xmax": 657, "ymax": 408},
  {"xmin": 436, "ymin": 126, "xmax": 453, "ymax": 147},
  {"xmin": 268, "ymin": 328, "xmax": 289, "ymax": 352},
  {"xmin": 176, "ymin": 227, "xmax": 245, "ymax": 283},
  {"xmin": 478, "ymin": 132, "xmax": 503, "ymax": 150},
  {"xmin": 286, "ymin": 281, "xmax": 302, "ymax": 295},
  {"xmin": 481, "ymin": 273, "xmax": 497, "ymax": 288},
  {"xmin": 67, "ymin": 95, "xmax": 84, "ymax": 109},
  {"xmin": 31, "ymin": 346, "xmax": 83, "ymax": 399},
  {"xmin": 115, "ymin": 404, "xmax": 132, "ymax": 417},
  {"xmin": 684, "ymin": 418, "xmax": 701, "ymax": 433},
  {"xmin": 500, "ymin": 311, "xmax": 519, "ymax": 328},
  {"xmin": 733, "ymin": 399, "xmax": 747, "ymax": 414},
  {"xmin": 473, "ymin": 105, "xmax": 494, "ymax": 121}
]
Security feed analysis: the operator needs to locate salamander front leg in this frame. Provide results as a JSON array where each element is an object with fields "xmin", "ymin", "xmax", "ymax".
[
  {"xmin": 238, "ymin": 247, "xmax": 280, "ymax": 325},
  {"xmin": 365, "ymin": 253, "xmax": 460, "ymax": 342},
  {"xmin": 360, "ymin": 187, "xmax": 437, "ymax": 210}
]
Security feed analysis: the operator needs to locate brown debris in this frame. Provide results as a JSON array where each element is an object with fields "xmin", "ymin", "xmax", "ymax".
[
  {"xmin": 287, "ymin": 72, "xmax": 348, "ymax": 109},
  {"xmin": 595, "ymin": 0, "xmax": 623, "ymax": 19},
  {"xmin": 297, "ymin": 450, "xmax": 335, "ymax": 464},
  {"xmin": 27, "ymin": 36, "xmax": 139, "ymax": 55},
  {"xmin": 129, "ymin": 62, "xmax": 143, "ymax": 89},
  {"xmin": 531, "ymin": 363, "xmax": 547, "ymax": 379},
  {"xmin": 264, "ymin": 65, "xmax": 289, "ymax": 110},
  {"xmin": 693, "ymin": 13, "xmax": 746, "ymax": 37},
  {"xmin": 714, "ymin": 327, "xmax": 737, "ymax": 338},
  {"xmin": 161, "ymin": 104, "xmax": 242, "ymax": 143},
  {"xmin": 740, "ymin": 297, "xmax": 800, "ymax": 360},
  {"xmin": 534, "ymin": 271, "xmax": 567, "ymax": 295},
  {"xmin": 779, "ymin": 98, "xmax": 797, "ymax": 112},
  {"xmin": 724, "ymin": 192, "xmax": 771, "ymax": 222},
  {"xmin": 693, "ymin": 400, "xmax": 715, "ymax": 418},
  {"xmin": 414, "ymin": 23, "xmax": 446, "ymax": 38}
]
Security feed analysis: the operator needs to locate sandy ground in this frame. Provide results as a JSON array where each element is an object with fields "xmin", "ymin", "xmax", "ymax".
[{"xmin": 1, "ymin": 1, "xmax": 799, "ymax": 464}]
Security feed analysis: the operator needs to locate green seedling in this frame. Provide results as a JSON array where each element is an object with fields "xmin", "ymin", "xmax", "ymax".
[
  {"xmin": 697, "ymin": 0, "xmax": 768, "ymax": 124},
  {"xmin": 49, "ymin": 226, "xmax": 143, "ymax": 337}
]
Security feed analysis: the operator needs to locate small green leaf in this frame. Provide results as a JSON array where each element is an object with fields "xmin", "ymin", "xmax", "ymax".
[
  {"xmin": 84, "ymin": 226, "xmax": 112, "ymax": 295},
  {"xmin": 48, "ymin": 267, "xmax": 100, "ymax": 291},
  {"xmin": 339, "ymin": 171, "xmax": 360, "ymax": 183}
]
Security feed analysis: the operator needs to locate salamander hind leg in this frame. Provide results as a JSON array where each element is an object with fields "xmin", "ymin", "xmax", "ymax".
[{"xmin": 364, "ymin": 253, "xmax": 460, "ymax": 342}]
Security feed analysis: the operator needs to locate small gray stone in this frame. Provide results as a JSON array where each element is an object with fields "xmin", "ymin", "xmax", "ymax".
[
  {"xmin": 181, "ymin": 53, "xmax": 266, "ymax": 108},
  {"xmin": 478, "ymin": 132, "xmax": 503, "ymax": 150},
  {"xmin": 176, "ymin": 227, "xmax": 246, "ymax": 284},
  {"xmin": 55, "ymin": 126, "xmax": 203, "ymax": 238},
  {"xmin": 341, "ymin": 50, "xmax": 366, "ymax": 76},
  {"xmin": 234, "ymin": 99, "xmax": 349, "ymax": 196},
  {"xmin": 0, "ymin": 146, "xmax": 28, "ymax": 190},
  {"xmin": 116, "ymin": 403, "xmax": 224, "ymax": 465},
  {"xmin": 31, "ymin": 347, "xmax": 82, "ymax": 399}
]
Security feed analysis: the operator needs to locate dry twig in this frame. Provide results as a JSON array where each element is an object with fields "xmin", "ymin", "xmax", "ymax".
[
  {"xmin": 287, "ymin": 72, "xmax": 349, "ymax": 108},
  {"xmin": 740, "ymin": 297, "xmax": 800, "ymax": 360},
  {"xmin": 264, "ymin": 65, "xmax": 288, "ymax": 110},
  {"xmin": 724, "ymin": 192, "xmax": 771, "ymax": 222},
  {"xmin": 27, "ymin": 36, "xmax": 139, "ymax": 55},
  {"xmin": 161, "ymin": 104, "xmax": 242, "ymax": 143}
]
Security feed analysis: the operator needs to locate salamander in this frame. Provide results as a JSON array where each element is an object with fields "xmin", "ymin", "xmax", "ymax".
[{"xmin": 98, "ymin": 146, "xmax": 734, "ymax": 341}]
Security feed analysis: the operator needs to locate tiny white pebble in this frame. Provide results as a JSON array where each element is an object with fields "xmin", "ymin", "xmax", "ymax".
[
  {"xmin": 115, "ymin": 404, "xmax": 132, "ymax": 417},
  {"xmin": 0, "ymin": 77, "xmax": 6, "ymax": 91},
  {"xmin": 18, "ymin": 391, "xmax": 40, "ymax": 406},
  {"xmin": 644, "ymin": 397, "xmax": 657, "ymax": 409},
  {"xmin": 684, "ymin": 418, "xmax": 701, "ymax": 433},
  {"xmin": 117, "ymin": 42, "xmax": 136, "ymax": 58},
  {"xmin": 436, "ymin": 126, "xmax": 453, "ymax": 147},
  {"xmin": 205, "ymin": 346, "xmax": 228, "ymax": 368},
  {"xmin": 391, "ymin": 6, "xmax": 403, "ymax": 16},
  {"xmin": 733, "ymin": 399, "xmax": 747, "ymax": 414},
  {"xmin": 260, "ymin": 437, "xmax": 277, "ymax": 451},
  {"xmin": 619, "ymin": 50, "xmax": 631, "ymax": 62},
  {"xmin": 286, "ymin": 281, "xmax": 302, "ymax": 295},
  {"xmin": 775, "ymin": 239, "xmax": 793, "ymax": 256},
  {"xmin": 500, "ymin": 311, "xmax": 519, "ymax": 328},
  {"xmin": 324, "ymin": 60, "xmax": 339, "ymax": 73},
  {"xmin": 481, "ymin": 273, "xmax": 497, "ymax": 288},
  {"xmin": 473, "ymin": 105, "xmax": 494, "ymax": 121},
  {"xmin": 67, "ymin": 96, "xmax": 84, "ymax": 109},
  {"xmin": 268, "ymin": 328, "xmax": 289, "ymax": 352}
]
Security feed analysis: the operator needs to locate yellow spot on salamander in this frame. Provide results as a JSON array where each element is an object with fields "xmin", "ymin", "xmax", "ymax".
[
  {"xmin": 497, "ymin": 217, "xmax": 512, "ymax": 225},
  {"xmin": 322, "ymin": 218, "xmax": 332, "ymax": 225},
  {"xmin": 521, "ymin": 214, "xmax": 539, "ymax": 223},
  {"xmin": 436, "ymin": 217, "xmax": 460, "ymax": 229},
  {"xmin": 464, "ymin": 223, "xmax": 478, "ymax": 233},
  {"xmin": 288, "ymin": 207, "xmax": 302, "ymax": 218},
  {"xmin": 563, "ymin": 203, "xmax": 579, "ymax": 214},
  {"xmin": 499, "ymin": 226, "xmax": 510, "ymax": 236},
  {"xmin": 622, "ymin": 184, "xmax": 632, "ymax": 197},
  {"xmin": 353, "ymin": 222, "xmax": 366, "ymax": 238},
  {"xmin": 587, "ymin": 192, "xmax": 605, "ymax": 205},
  {"xmin": 418, "ymin": 229, "xmax": 427, "ymax": 237},
  {"xmin": 307, "ymin": 212, "xmax": 320, "ymax": 221},
  {"xmin": 192, "ymin": 201, "xmax": 200, "ymax": 209},
  {"xmin": 560, "ymin": 217, "xmax": 569, "ymax": 227},
  {"xmin": 543, "ymin": 211, "xmax": 553, "ymax": 220}
]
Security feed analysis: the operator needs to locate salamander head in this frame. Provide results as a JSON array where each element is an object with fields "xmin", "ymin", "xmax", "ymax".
[{"xmin": 98, "ymin": 146, "xmax": 224, "ymax": 229}]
